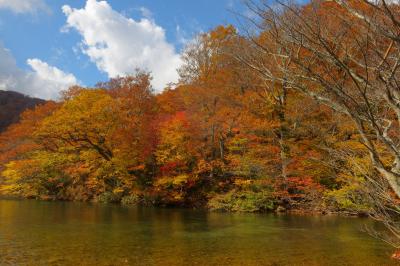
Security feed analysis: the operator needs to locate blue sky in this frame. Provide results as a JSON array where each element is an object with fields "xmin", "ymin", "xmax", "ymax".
[{"xmin": 0, "ymin": 0, "xmax": 246, "ymax": 99}]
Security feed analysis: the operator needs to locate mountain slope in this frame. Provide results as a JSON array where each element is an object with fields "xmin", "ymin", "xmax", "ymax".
[{"xmin": 0, "ymin": 90, "xmax": 45, "ymax": 132}]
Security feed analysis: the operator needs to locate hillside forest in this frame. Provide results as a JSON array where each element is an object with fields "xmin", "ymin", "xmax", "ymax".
[{"xmin": 0, "ymin": 90, "xmax": 45, "ymax": 132}]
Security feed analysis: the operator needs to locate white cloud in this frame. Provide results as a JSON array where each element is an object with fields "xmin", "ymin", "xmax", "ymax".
[
  {"xmin": 26, "ymin": 59, "xmax": 78, "ymax": 99},
  {"xmin": 0, "ymin": 43, "xmax": 78, "ymax": 100},
  {"xmin": 0, "ymin": 0, "xmax": 50, "ymax": 14},
  {"xmin": 62, "ymin": 0, "xmax": 182, "ymax": 92},
  {"xmin": 176, "ymin": 25, "xmax": 190, "ymax": 46},
  {"xmin": 138, "ymin": 7, "xmax": 152, "ymax": 19}
]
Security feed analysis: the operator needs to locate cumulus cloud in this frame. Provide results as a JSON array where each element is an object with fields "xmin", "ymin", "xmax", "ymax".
[
  {"xmin": 0, "ymin": 43, "xmax": 78, "ymax": 100},
  {"xmin": 62, "ymin": 0, "xmax": 182, "ymax": 92},
  {"xmin": 26, "ymin": 59, "xmax": 79, "ymax": 99},
  {"xmin": 0, "ymin": 0, "xmax": 50, "ymax": 14}
]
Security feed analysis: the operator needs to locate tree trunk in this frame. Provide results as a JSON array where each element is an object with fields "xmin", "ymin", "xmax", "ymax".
[
  {"xmin": 219, "ymin": 137, "xmax": 225, "ymax": 160},
  {"xmin": 277, "ymin": 87, "xmax": 289, "ymax": 189}
]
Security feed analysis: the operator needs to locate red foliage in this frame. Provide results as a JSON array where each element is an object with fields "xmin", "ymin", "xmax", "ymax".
[{"xmin": 159, "ymin": 161, "xmax": 186, "ymax": 176}]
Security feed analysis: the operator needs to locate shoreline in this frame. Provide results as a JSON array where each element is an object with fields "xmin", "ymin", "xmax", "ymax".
[{"xmin": 0, "ymin": 196, "xmax": 369, "ymax": 218}]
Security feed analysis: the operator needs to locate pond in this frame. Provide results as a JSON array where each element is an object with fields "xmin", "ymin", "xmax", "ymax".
[{"xmin": 0, "ymin": 199, "xmax": 397, "ymax": 265}]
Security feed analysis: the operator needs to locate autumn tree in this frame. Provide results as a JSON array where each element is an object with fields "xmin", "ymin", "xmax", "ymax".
[
  {"xmin": 35, "ymin": 90, "xmax": 118, "ymax": 162},
  {"xmin": 179, "ymin": 26, "xmax": 251, "ymax": 164},
  {"xmin": 0, "ymin": 102, "xmax": 59, "ymax": 197},
  {"xmin": 1, "ymin": 73, "xmax": 158, "ymax": 201},
  {"xmin": 239, "ymin": 0, "xmax": 400, "ymax": 196}
]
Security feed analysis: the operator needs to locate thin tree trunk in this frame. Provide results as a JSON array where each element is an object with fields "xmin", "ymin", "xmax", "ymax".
[
  {"xmin": 277, "ymin": 87, "xmax": 289, "ymax": 189},
  {"xmin": 219, "ymin": 137, "xmax": 225, "ymax": 160}
]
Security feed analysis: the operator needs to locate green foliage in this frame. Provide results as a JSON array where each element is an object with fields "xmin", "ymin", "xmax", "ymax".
[
  {"xmin": 96, "ymin": 191, "xmax": 121, "ymax": 204},
  {"xmin": 324, "ymin": 183, "xmax": 371, "ymax": 213},
  {"xmin": 208, "ymin": 189, "xmax": 275, "ymax": 212},
  {"xmin": 121, "ymin": 194, "xmax": 141, "ymax": 205}
]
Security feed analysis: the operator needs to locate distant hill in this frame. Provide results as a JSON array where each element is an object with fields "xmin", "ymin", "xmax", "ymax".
[{"xmin": 0, "ymin": 90, "xmax": 45, "ymax": 132}]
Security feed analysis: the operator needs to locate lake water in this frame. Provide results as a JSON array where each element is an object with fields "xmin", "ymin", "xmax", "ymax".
[{"xmin": 0, "ymin": 199, "xmax": 398, "ymax": 265}]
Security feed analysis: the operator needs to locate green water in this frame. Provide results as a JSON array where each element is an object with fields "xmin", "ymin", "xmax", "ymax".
[{"xmin": 0, "ymin": 200, "xmax": 398, "ymax": 266}]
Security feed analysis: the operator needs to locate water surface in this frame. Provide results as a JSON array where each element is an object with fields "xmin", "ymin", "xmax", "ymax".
[{"xmin": 0, "ymin": 199, "xmax": 397, "ymax": 265}]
